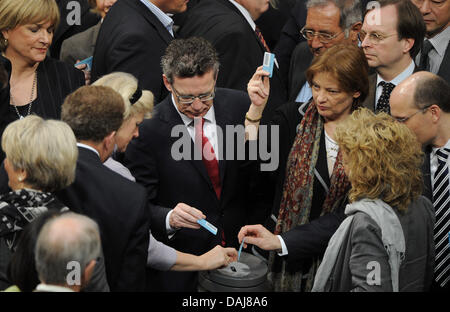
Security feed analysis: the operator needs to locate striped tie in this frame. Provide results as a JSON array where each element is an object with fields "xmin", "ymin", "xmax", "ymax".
[
  {"xmin": 433, "ymin": 147, "xmax": 450, "ymax": 287},
  {"xmin": 255, "ymin": 26, "xmax": 270, "ymax": 52}
]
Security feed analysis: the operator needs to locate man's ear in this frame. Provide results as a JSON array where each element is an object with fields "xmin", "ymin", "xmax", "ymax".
[
  {"xmin": 81, "ymin": 259, "xmax": 97, "ymax": 287},
  {"xmin": 349, "ymin": 22, "xmax": 362, "ymax": 42},
  {"xmin": 429, "ymin": 104, "xmax": 441, "ymax": 123},
  {"xmin": 163, "ymin": 74, "xmax": 172, "ymax": 92},
  {"xmin": 402, "ymin": 38, "xmax": 414, "ymax": 55}
]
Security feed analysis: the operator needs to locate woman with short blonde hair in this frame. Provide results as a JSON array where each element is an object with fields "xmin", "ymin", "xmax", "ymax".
[
  {"xmin": 312, "ymin": 108, "xmax": 435, "ymax": 292},
  {"xmin": 0, "ymin": 115, "xmax": 78, "ymax": 290},
  {"xmin": 92, "ymin": 72, "xmax": 153, "ymax": 180}
]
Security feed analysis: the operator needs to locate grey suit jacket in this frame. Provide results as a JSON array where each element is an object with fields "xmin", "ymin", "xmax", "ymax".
[
  {"xmin": 323, "ymin": 196, "xmax": 435, "ymax": 292},
  {"xmin": 60, "ymin": 21, "xmax": 102, "ymax": 66},
  {"xmin": 288, "ymin": 41, "xmax": 314, "ymax": 101}
]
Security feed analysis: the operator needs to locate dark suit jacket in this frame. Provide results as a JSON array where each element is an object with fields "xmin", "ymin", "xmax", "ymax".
[
  {"xmin": 55, "ymin": 147, "xmax": 150, "ymax": 292},
  {"xmin": 287, "ymin": 41, "xmax": 313, "ymax": 101},
  {"xmin": 361, "ymin": 65, "xmax": 419, "ymax": 111},
  {"xmin": 257, "ymin": 101, "xmax": 347, "ymax": 270},
  {"xmin": 177, "ymin": 0, "xmax": 287, "ymax": 124},
  {"xmin": 0, "ymin": 56, "xmax": 84, "ymax": 163},
  {"xmin": 60, "ymin": 21, "xmax": 101, "ymax": 65},
  {"xmin": 91, "ymin": 0, "xmax": 171, "ymax": 103},
  {"xmin": 51, "ymin": 0, "xmax": 100, "ymax": 59},
  {"xmin": 437, "ymin": 43, "xmax": 450, "ymax": 82},
  {"xmin": 124, "ymin": 88, "xmax": 256, "ymax": 291}
]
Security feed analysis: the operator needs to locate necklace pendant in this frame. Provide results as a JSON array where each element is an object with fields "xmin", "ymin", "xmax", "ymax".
[{"xmin": 19, "ymin": 115, "xmax": 24, "ymax": 120}]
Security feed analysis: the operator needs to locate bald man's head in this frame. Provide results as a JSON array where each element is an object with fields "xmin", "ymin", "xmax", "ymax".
[{"xmin": 390, "ymin": 71, "xmax": 450, "ymax": 145}]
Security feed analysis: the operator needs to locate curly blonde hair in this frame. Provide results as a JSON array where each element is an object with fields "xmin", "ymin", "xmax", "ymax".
[{"xmin": 334, "ymin": 108, "xmax": 423, "ymax": 212}]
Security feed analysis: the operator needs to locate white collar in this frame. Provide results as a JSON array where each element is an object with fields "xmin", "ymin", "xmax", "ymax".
[
  {"xmin": 376, "ymin": 60, "xmax": 415, "ymax": 86},
  {"xmin": 35, "ymin": 284, "xmax": 75, "ymax": 292},
  {"xmin": 432, "ymin": 139, "xmax": 450, "ymax": 156},
  {"xmin": 428, "ymin": 25, "xmax": 450, "ymax": 57},
  {"xmin": 228, "ymin": 0, "xmax": 256, "ymax": 30},
  {"xmin": 77, "ymin": 143, "xmax": 100, "ymax": 158}
]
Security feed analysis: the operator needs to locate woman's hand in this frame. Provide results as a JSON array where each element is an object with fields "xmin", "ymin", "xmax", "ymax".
[
  {"xmin": 238, "ymin": 224, "xmax": 281, "ymax": 251},
  {"xmin": 247, "ymin": 66, "xmax": 270, "ymax": 109},
  {"xmin": 75, "ymin": 60, "xmax": 91, "ymax": 85},
  {"xmin": 199, "ymin": 245, "xmax": 238, "ymax": 270}
]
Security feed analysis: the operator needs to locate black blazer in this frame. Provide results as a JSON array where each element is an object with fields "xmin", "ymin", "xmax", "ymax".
[
  {"xmin": 256, "ymin": 101, "xmax": 347, "ymax": 270},
  {"xmin": 437, "ymin": 43, "xmax": 450, "ymax": 83},
  {"xmin": 177, "ymin": 0, "xmax": 287, "ymax": 124},
  {"xmin": 124, "ymin": 88, "xmax": 256, "ymax": 291},
  {"xmin": 0, "ymin": 56, "xmax": 84, "ymax": 163},
  {"xmin": 55, "ymin": 147, "xmax": 150, "ymax": 292},
  {"xmin": 287, "ymin": 41, "xmax": 313, "ymax": 101},
  {"xmin": 91, "ymin": 0, "xmax": 172, "ymax": 103}
]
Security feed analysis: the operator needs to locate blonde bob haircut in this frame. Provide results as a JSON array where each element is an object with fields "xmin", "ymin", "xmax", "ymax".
[
  {"xmin": 334, "ymin": 108, "xmax": 423, "ymax": 213},
  {"xmin": 93, "ymin": 72, "xmax": 154, "ymax": 120},
  {"xmin": 0, "ymin": 0, "xmax": 60, "ymax": 51},
  {"xmin": 1, "ymin": 115, "xmax": 78, "ymax": 192}
]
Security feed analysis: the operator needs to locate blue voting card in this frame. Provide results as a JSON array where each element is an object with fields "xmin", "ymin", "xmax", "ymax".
[
  {"xmin": 262, "ymin": 52, "xmax": 275, "ymax": 78},
  {"xmin": 238, "ymin": 237, "xmax": 246, "ymax": 262},
  {"xmin": 74, "ymin": 56, "xmax": 93, "ymax": 71},
  {"xmin": 197, "ymin": 219, "xmax": 218, "ymax": 235}
]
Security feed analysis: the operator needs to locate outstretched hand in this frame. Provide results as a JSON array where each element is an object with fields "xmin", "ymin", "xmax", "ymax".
[
  {"xmin": 238, "ymin": 224, "xmax": 281, "ymax": 251},
  {"xmin": 247, "ymin": 66, "xmax": 270, "ymax": 108}
]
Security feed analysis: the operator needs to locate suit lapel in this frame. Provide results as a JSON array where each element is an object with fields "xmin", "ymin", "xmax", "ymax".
[
  {"xmin": 437, "ymin": 43, "xmax": 450, "ymax": 82},
  {"xmin": 362, "ymin": 74, "xmax": 376, "ymax": 112},
  {"xmin": 134, "ymin": 0, "xmax": 174, "ymax": 45},
  {"xmin": 422, "ymin": 147, "xmax": 433, "ymax": 201},
  {"xmin": 315, "ymin": 128, "xmax": 331, "ymax": 191}
]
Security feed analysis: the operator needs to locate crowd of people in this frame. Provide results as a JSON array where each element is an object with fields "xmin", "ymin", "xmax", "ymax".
[{"xmin": 0, "ymin": 0, "xmax": 449, "ymax": 292}]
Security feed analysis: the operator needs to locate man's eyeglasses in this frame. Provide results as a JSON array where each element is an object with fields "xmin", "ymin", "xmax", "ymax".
[
  {"xmin": 171, "ymin": 85, "xmax": 215, "ymax": 105},
  {"xmin": 358, "ymin": 30, "xmax": 397, "ymax": 45},
  {"xmin": 394, "ymin": 105, "xmax": 431, "ymax": 123},
  {"xmin": 300, "ymin": 27, "xmax": 344, "ymax": 43}
]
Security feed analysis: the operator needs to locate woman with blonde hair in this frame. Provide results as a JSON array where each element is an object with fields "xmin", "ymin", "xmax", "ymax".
[
  {"xmin": 0, "ymin": 115, "xmax": 78, "ymax": 290},
  {"xmin": 92, "ymin": 72, "xmax": 153, "ymax": 180},
  {"xmin": 312, "ymin": 108, "xmax": 435, "ymax": 291},
  {"xmin": 0, "ymin": 0, "xmax": 84, "ymax": 122}
]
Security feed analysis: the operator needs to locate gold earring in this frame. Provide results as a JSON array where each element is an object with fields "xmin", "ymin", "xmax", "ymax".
[
  {"xmin": 18, "ymin": 176, "xmax": 23, "ymax": 182},
  {"xmin": 3, "ymin": 38, "xmax": 7, "ymax": 46}
]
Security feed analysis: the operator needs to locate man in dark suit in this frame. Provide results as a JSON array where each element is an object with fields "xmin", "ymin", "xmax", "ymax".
[
  {"xmin": 288, "ymin": 0, "xmax": 362, "ymax": 101},
  {"xmin": 91, "ymin": 0, "xmax": 187, "ymax": 103},
  {"xmin": 50, "ymin": 0, "xmax": 100, "ymax": 59},
  {"xmin": 390, "ymin": 71, "xmax": 450, "ymax": 291},
  {"xmin": 411, "ymin": 0, "xmax": 450, "ymax": 82},
  {"xmin": 360, "ymin": 0, "xmax": 425, "ymax": 113},
  {"xmin": 177, "ymin": 0, "xmax": 287, "ymax": 124},
  {"xmin": 125, "ymin": 37, "xmax": 257, "ymax": 291},
  {"xmin": 57, "ymin": 85, "xmax": 150, "ymax": 292}
]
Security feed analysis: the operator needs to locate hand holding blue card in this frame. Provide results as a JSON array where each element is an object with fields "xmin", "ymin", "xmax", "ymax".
[
  {"xmin": 74, "ymin": 56, "xmax": 93, "ymax": 71},
  {"xmin": 197, "ymin": 219, "xmax": 218, "ymax": 235}
]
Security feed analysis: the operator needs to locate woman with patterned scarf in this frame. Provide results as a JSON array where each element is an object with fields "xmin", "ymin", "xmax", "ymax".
[
  {"xmin": 240, "ymin": 44, "xmax": 369, "ymax": 291},
  {"xmin": 0, "ymin": 115, "xmax": 77, "ymax": 290}
]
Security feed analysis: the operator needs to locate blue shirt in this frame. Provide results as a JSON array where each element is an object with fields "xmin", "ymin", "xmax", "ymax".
[{"xmin": 140, "ymin": 0, "xmax": 174, "ymax": 36}]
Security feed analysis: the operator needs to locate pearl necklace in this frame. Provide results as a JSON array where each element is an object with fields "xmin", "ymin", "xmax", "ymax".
[{"xmin": 10, "ymin": 71, "xmax": 37, "ymax": 119}]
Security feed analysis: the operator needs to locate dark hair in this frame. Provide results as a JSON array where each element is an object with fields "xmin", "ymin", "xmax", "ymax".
[
  {"xmin": 61, "ymin": 85, "xmax": 125, "ymax": 142},
  {"xmin": 365, "ymin": 0, "xmax": 425, "ymax": 58},
  {"xmin": 306, "ymin": 44, "xmax": 369, "ymax": 105},
  {"xmin": 414, "ymin": 74, "xmax": 450, "ymax": 113},
  {"xmin": 7, "ymin": 210, "xmax": 62, "ymax": 292},
  {"xmin": 161, "ymin": 37, "xmax": 220, "ymax": 84}
]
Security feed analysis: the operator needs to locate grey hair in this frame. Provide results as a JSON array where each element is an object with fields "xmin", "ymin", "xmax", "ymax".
[
  {"xmin": 35, "ymin": 212, "xmax": 101, "ymax": 286},
  {"xmin": 306, "ymin": 0, "xmax": 362, "ymax": 37},
  {"xmin": 161, "ymin": 37, "xmax": 220, "ymax": 84}
]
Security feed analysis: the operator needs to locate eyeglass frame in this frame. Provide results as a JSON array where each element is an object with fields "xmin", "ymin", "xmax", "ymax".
[
  {"xmin": 394, "ymin": 105, "xmax": 432, "ymax": 123},
  {"xmin": 358, "ymin": 30, "xmax": 398, "ymax": 45},
  {"xmin": 299, "ymin": 26, "xmax": 345, "ymax": 43},
  {"xmin": 171, "ymin": 83, "xmax": 216, "ymax": 105}
]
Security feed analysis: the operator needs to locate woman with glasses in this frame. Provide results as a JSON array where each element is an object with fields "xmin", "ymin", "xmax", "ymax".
[
  {"xmin": 240, "ymin": 43, "xmax": 369, "ymax": 291},
  {"xmin": 312, "ymin": 108, "xmax": 434, "ymax": 292}
]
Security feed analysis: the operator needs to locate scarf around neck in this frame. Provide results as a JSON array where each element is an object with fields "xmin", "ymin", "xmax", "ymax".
[{"xmin": 268, "ymin": 101, "xmax": 350, "ymax": 292}]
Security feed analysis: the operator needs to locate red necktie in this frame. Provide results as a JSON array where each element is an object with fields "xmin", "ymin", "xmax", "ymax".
[
  {"xmin": 255, "ymin": 26, "xmax": 270, "ymax": 52},
  {"xmin": 195, "ymin": 118, "xmax": 221, "ymax": 199}
]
